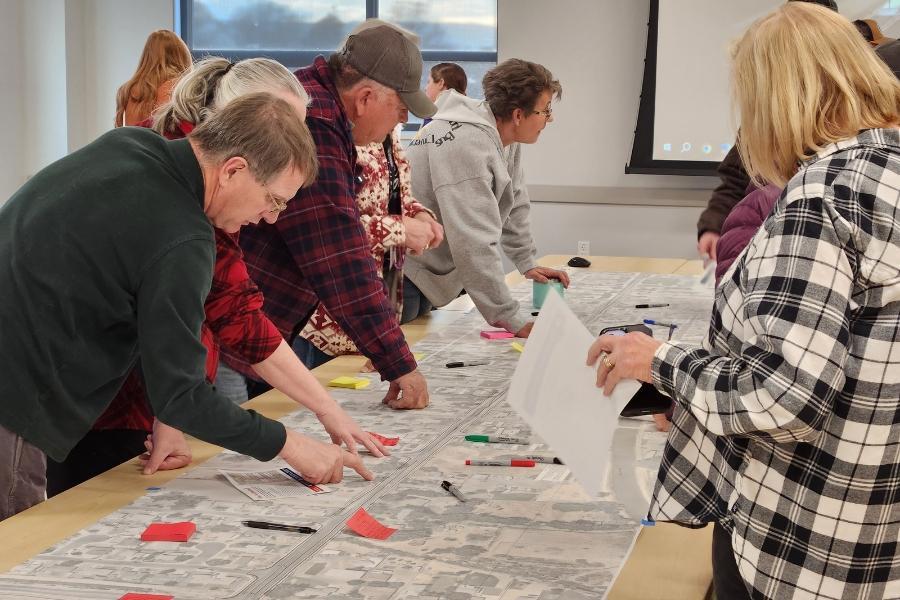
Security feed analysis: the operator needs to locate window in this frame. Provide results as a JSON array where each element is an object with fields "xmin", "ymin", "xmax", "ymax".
[{"xmin": 177, "ymin": 0, "xmax": 497, "ymax": 128}]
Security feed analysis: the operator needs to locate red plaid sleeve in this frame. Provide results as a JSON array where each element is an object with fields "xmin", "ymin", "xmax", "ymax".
[
  {"xmin": 269, "ymin": 119, "xmax": 415, "ymax": 381},
  {"xmin": 205, "ymin": 230, "xmax": 283, "ymax": 365}
]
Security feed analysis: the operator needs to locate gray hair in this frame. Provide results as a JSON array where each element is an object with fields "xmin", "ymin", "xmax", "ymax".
[{"xmin": 153, "ymin": 56, "xmax": 308, "ymax": 136}]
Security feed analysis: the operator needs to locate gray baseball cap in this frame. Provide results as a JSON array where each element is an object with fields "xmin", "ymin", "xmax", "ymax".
[{"xmin": 340, "ymin": 19, "xmax": 437, "ymax": 118}]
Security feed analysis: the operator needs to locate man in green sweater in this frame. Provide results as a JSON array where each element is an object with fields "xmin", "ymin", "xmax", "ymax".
[{"xmin": 0, "ymin": 93, "xmax": 372, "ymax": 520}]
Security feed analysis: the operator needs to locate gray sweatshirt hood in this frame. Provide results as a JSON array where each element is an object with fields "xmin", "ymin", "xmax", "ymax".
[{"xmin": 430, "ymin": 90, "xmax": 502, "ymax": 153}]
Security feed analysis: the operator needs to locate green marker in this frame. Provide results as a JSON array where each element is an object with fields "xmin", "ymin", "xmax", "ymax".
[{"xmin": 465, "ymin": 434, "xmax": 530, "ymax": 444}]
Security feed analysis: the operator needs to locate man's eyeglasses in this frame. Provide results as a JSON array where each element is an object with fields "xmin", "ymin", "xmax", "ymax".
[
  {"xmin": 532, "ymin": 106, "xmax": 553, "ymax": 118},
  {"xmin": 264, "ymin": 186, "xmax": 289, "ymax": 214}
]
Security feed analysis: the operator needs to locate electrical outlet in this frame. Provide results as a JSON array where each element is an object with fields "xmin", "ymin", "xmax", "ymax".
[{"xmin": 577, "ymin": 241, "xmax": 590, "ymax": 256}]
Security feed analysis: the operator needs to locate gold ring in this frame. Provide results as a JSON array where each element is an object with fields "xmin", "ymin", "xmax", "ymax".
[{"xmin": 602, "ymin": 353, "xmax": 615, "ymax": 369}]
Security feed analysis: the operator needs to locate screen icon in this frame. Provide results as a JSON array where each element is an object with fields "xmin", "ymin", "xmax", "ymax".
[
  {"xmin": 702, "ymin": 144, "xmax": 712, "ymax": 154},
  {"xmin": 720, "ymin": 143, "xmax": 731, "ymax": 153},
  {"xmin": 681, "ymin": 142, "xmax": 692, "ymax": 152},
  {"xmin": 662, "ymin": 143, "xmax": 672, "ymax": 152}
]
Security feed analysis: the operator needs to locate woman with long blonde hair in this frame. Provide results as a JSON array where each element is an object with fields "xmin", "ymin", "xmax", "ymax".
[
  {"xmin": 587, "ymin": 4, "xmax": 900, "ymax": 598},
  {"xmin": 114, "ymin": 29, "xmax": 192, "ymax": 127}
]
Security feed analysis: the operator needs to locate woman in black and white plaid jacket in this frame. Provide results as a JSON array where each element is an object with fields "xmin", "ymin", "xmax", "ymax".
[{"xmin": 589, "ymin": 4, "xmax": 900, "ymax": 599}]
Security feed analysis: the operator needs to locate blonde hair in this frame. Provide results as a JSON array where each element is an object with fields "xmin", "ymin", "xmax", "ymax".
[
  {"xmin": 190, "ymin": 92, "xmax": 318, "ymax": 187},
  {"xmin": 114, "ymin": 30, "xmax": 192, "ymax": 127},
  {"xmin": 732, "ymin": 3, "xmax": 900, "ymax": 186},
  {"xmin": 153, "ymin": 56, "xmax": 308, "ymax": 136}
]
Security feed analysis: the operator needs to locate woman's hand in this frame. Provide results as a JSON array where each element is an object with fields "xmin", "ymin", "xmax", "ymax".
[
  {"xmin": 414, "ymin": 212, "xmax": 444, "ymax": 249},
  {"xmin": 402, "ymin": 216, "xmax": 435, "ymax": 255},
  {"xmin": 524, "ymin": 267, "xmax": 571, "ymax": 288},
  {"xmin": 316, "ymin": 404, "xmax": 388, "ymax": 458},
  {"xmin": 586, "ymin": 332, "xmax": 662, "ymax": 395}
]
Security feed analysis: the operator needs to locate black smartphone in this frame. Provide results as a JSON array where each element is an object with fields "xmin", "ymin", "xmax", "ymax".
[{"xmin": 598, "ymin": 324, "xmax": 673, "ymax": 417}]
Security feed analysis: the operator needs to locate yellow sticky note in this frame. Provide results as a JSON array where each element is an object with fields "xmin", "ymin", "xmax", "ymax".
[
  {"xmin": 510, "ymin": 341, "xmax": 525, "ymax": 353},
  {"xmin": 328, "ymin": 376, "xmax": 371, "ymax": 390},
  {"xmin": 414, "ymin": 353, "xmax": 425, "ymax": 361}
]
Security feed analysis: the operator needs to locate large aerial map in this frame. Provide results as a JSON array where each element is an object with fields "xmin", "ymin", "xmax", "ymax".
[{"xmin": 0, "ymin": 270, "xmax": 714, "ymax": 600}]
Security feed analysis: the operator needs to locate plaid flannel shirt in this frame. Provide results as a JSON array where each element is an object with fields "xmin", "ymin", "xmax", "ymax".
[
  {"xmin": 648, "ymin": 128, "xmax": 900, "ymax": 600},
  {"xmin": 231, "ymin": 56, "xmax": 416, "ymax": 382}
]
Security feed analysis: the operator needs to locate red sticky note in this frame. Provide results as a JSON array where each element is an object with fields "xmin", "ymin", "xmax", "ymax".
[
  {"xmin": 367, "ymin": 432, "xmax": 399, "ymax": 446},
  {"xmin": 346, "ymin": 507, "xmax": 396, "ymax": 540},
  {"xmin": 119, "ymin": 594, "xmax": 174, "ymax": 600},
  {"xmin": 480, "ymin": 330, "xmax": 515, "ymax": 340},
  {"xmin": 140, "ymin": 521, "xmax": 196, "ymax": 542}
]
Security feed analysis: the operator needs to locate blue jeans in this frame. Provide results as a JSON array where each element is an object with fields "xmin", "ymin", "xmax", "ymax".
[
  {"xmin": 401, "ymin": 276, "xmax": 433, "ymax": 324},
  {"xmin": 292, "ymin": 336, "xmax": 334, "ymax": 371},
  {"xmin": 214, "ymin": 362, "xmax": 249, "ymax": 404}
]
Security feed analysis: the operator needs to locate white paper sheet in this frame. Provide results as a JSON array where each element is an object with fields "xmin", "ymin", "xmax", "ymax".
[
  {"xmin": 506, "ymin": 290, "xmax": 641, "ymax": 497},
  {"xmin": 220, "ymin": 467, "xmax": 332, "ymax": 501}
]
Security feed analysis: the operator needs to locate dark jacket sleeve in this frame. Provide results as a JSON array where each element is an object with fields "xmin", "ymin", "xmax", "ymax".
[
  {"xmin": 137, "ymin": 237, "xmax": 286, "ymax": 461},
  {"xmin": 696, "ymin": 144, "xmax": 751, "ymax": 237}
]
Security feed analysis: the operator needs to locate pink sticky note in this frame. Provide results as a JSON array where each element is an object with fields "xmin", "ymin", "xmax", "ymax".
[
  {"xmin": 119, "ymin": 594, "xmax": 175, "ymax": 600},
  {"xmin": 140, "ymin": 521, "xmax": 196, "ymax": 542},
  {"xmin": 480, "ymin": 330, "xmax": 515, "ymax": 340},
  {"xmin": 367, "ymin": 432, "xmax": 399, "ymax": 446},
  {"xmin": 346, "ymin": 507, "xmax": 397, "ymax": 540}
]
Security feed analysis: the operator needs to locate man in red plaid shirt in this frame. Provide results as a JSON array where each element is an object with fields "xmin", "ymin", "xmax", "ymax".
[{"xmin": 230, "ymin": 21, "xmax": 437, "ymax": 409}]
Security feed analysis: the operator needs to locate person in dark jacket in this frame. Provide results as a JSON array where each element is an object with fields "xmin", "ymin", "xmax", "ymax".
[{"xmin": 0, "ymin": 94, "xmax": 371, "ymax": 521}]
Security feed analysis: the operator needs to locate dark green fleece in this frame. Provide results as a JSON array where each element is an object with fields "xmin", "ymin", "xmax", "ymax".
[{"xmin": 0, "ymin": 127, "xmax": 286, "ymax": 462}]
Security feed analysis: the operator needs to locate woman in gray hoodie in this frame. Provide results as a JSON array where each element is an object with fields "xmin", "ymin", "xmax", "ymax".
[{"xmin": 403, "ymin": 59, "xmax": 568, "ymax": 337}]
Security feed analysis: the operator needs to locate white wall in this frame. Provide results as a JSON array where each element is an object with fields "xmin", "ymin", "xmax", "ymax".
[
  {"xmin": 66, "ymin": 0, "xmax": 174, "ymax": 151},
  {"xmin": 0, "ymin": 0, "xmax": 173, "ymax": 204},
  {"xmin": 0, "ymin": 1, "xmax": 25, "ymax": 204},
  {"xmin": 499, "ymin": 0, "xmax": 717, "ymax": 259}
]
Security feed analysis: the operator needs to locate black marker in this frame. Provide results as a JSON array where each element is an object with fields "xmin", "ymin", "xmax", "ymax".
[
  {"xmin": 242, "ymin": 520, "xmax": 317, "ymax": 534},
  {"xmin": 446, "ymin": 360, "xmax": 489, "ymax": 368},
  {"xmin": 441, "ymin": 480, "xmax": 467, "ymax": 502},
  {"xmin": 635, "ymin": 303, "xmax": 669, "ymax": 309}
]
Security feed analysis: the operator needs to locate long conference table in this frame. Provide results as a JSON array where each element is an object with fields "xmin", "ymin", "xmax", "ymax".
[{"xmin": 0, "ymin": 255, "xmax": 714, "ymax": 600}]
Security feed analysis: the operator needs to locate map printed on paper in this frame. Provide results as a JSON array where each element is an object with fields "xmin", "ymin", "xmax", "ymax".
[{"xmin": 0, "ymin": 271, "xmax": 714, "ymax": 600}]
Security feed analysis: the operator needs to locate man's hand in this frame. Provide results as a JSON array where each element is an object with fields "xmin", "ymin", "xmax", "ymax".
[
  {"xmin": 697, "ymin": 231, "xmax": 720, "ymax": 261},
  {"xmin": 524, "ymin": 266, "xmax": 571, "ymax": 288},
  {"xmin": 402, "ymin": 216, "xmax": 436, "ymax": 255},
  {"xmin": 383, "ymin": 369, "xmax": 429, "ymax": 409},
  {"xmin": 278, "ymin": 429, "xmax": 373, "ymax": 484},
  {"xmin": 139, "ymin": 419, "xmax": 193, "ymax": 475},
  {"xmin": 515, "ymin": 322, "xmax": 534, "ymax": 338},
  {"xmin": 316, "ymin": 404, "xmax": 388, "ymax": 457},
  {"xmin": 414, "ymin": 212, "xmax": 444, "ymax": 249}
]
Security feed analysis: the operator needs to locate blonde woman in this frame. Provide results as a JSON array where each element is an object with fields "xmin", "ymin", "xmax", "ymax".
[
  {"xmin": 114, "ymin": 30, "xmax": 191, "ymax": 127},
  {"xmin": 588, "ymin": 4, "xmax": 900, "ymax": 599}
]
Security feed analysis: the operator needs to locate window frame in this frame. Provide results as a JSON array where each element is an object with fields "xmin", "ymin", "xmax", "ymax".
[{"xmin": 175, "ymin": 1, "xmax": 497, "ymax": 68}]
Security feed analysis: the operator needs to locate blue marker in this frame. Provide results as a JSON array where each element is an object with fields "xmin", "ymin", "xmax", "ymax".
[{"xmin": 643, "ymin": 319, "xmax": 677, "ymax": 328}]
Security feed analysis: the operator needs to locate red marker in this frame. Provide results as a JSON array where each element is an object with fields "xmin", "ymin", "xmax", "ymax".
[{"xmin": 465, "ymin": 459, "xmax": 535, "ymax": 467}]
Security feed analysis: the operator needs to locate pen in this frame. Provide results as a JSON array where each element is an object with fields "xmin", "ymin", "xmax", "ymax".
[
  {"xmin": 643, "ymin": 319, "xmax": 677, "ymax": 328},
  {"xmin": 517, "ymin": 455, "xmax": 565, "ymax": 465},
  {"xmin": 635, "ymin": 303, "xmax": 669, "ymax": 309},
  {"xmin": 465, "ymin": 434, "xmax": 530, "ymax": 444},
  {"xmin": 446, "ymin": 360, "xmax": 489, "ymax": 368},
  {"xmin": 242, "ymin": 520, "xmax": 317, "ymax": 534},
  {"xmin": 531, "ymin": 311, "xmax": 540, "ymax": 316},
  {"xmin": 441, "ymin": 480, "xmax": 467, "ymax": 502},
  {"xmin": 465, "ymin": 459, "xmax": 536, "ymax": 467}
]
